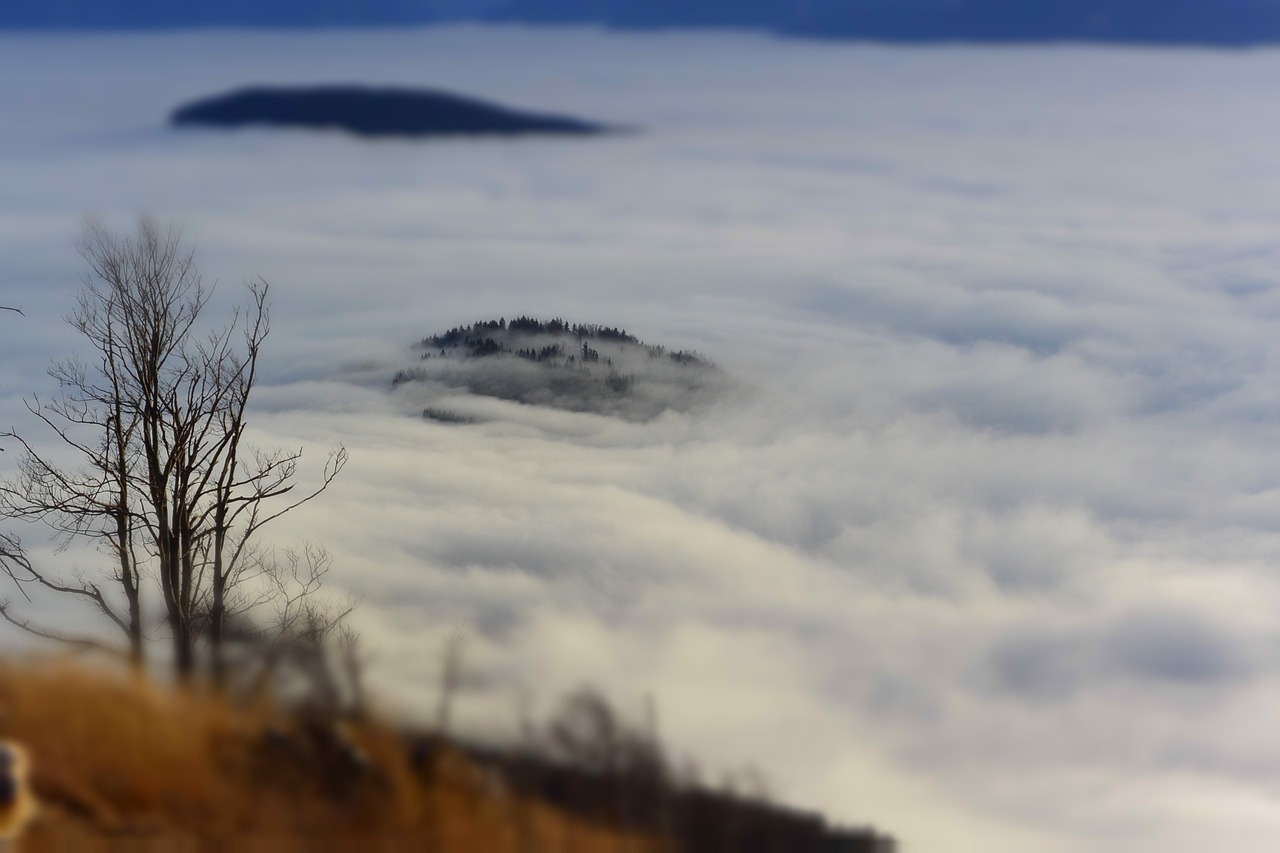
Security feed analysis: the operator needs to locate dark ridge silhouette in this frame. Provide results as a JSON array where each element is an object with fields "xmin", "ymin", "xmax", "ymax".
[
  {"xmin": 422, "ymin": 407, "xmax": 475, "ymax": 425},
  {"xmin": 411, "ymin": 733, "xmax": 898, "ymax": 852},
  {"xmin": 7, "ymin": 0, "xmax": 1280, "ymax": 46},
  {"xmin": 171, "ymin": 85, "xmax": 611, "ymax": 138},
  {"xmin": 414, "ymin": 316, "xmax": 707, "ymax": 367}
]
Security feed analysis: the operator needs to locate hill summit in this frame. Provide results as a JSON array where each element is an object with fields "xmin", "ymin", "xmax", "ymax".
[
  {"xmin": 393, "ymin": 317, "xmax": 727, "ymax": 422},
  {"xmin": 172, "ymin": 86, "xmax": 610, "ymax": 139}
]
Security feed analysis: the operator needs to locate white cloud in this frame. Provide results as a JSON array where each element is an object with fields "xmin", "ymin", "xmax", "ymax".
[{"xmin": 4, "ymin": 25, "xmax": 1280, "ymax": 851}]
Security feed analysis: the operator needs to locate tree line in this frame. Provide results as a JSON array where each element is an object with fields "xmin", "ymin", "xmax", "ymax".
[{"xmin": 420, "ymin": 316, "xmax": 640, "ymax": 350}]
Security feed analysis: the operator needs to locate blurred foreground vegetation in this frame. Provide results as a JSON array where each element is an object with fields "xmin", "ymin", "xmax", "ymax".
[{"xmin": 0, "ymin": 658, "xmax": 894, "ymax": 851}]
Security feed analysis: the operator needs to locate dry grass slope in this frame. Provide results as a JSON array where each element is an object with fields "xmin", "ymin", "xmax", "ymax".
[{"xmin": 0, "ymin": 658, "xmax": 660, "ymax": 852}]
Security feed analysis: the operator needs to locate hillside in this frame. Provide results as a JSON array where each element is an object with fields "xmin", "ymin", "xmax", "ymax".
[
  {"xmin": 394, "ymin": 317, "xmax": 728, "ymax": 422},
  {"xmin": 0, "ymin": 659, "xmax": 658, "ymax": 851},
  {"xmin": 0, "ymin": 659, "xmax": 894, "ymax": 851}
]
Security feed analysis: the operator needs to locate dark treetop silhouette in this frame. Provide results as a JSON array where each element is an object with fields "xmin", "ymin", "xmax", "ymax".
[
  {"xmin": 172, "ymin": 86, "xmax": 611, "ymax": 139},
  {"xmin": 395, "ymin": 316, "xmax": 724, "ymax": 422}
]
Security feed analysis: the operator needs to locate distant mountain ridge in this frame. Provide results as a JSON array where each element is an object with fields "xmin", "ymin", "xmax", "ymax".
[
  {"xmin": 171, "ymin": 86, "xmax": 608, "ymax": 137},
  {"xmin": 5, "ymin": 0, "xmax": 1280, "ymax": 45}
]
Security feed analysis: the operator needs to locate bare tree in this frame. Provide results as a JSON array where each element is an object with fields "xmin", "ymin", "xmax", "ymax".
[
  {"xmin": 0, "ymin": 219, "xmax": 346, "ymax": 679},
  {"xmin": 436, "ymin": 624, "xmax": 469, "ymax": 737},
  {"xmin": 221, "ymin": 544, "xmax": 359, "ymax": 712},
  {"xmin": 544, "ymin": 687, "xmax": 673, "ymax": 831},
  {"xmin": 0, "ymin": 303, "xmax": 21, "ymax": 454}
]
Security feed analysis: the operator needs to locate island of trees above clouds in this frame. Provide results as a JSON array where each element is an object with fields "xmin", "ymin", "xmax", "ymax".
[
  {"xmin": 394, "ymin": 316, "xmax": 729, "ymax": 422},
  {"xmin": 172, "ymin": 85, "xmax": 614, "ymax": 138}
]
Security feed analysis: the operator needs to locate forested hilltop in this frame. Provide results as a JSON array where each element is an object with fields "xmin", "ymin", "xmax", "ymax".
[
  {"xmin": 171, "ymin": 86, "xmax": 609, "ymax": 139},
  {"xmin": 394, "ymin": 317, "xmax": 726, "ymax": 422}
]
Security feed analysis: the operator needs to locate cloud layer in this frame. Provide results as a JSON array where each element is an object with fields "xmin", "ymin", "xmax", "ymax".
[{"xmin": 4, "ymin": 26, "xmax": 1280, "ymax": 852}]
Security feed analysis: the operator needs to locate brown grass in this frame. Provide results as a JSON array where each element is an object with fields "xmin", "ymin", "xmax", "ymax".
[{"xmin": 0, "ymin": 658, "xmax": 660, "ymax": 852}]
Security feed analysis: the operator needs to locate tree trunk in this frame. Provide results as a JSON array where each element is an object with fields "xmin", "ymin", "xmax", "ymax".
[
  {"xmin": 173, "ymin": 620, "xmax": 195, "ymax": 681},
  {"xmin": 210, "ymin": 569, "xmax": 226, "ymax": 687}
]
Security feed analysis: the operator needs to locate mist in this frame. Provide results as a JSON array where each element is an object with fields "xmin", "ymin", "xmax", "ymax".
[{"xmin": 4, "ymin": 25, "xmax": 1280, "ymax": 852}]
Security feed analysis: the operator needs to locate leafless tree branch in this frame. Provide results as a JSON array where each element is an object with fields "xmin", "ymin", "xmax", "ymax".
[{"xmin": 0, "ymin": 220, "xmax": 346, "ymax": 680}]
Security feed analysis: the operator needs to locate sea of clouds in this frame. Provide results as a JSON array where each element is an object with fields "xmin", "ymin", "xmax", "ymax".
[{"xmin": 3, "ymin": 25, "xmax": 1280, "ymax": 852}]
